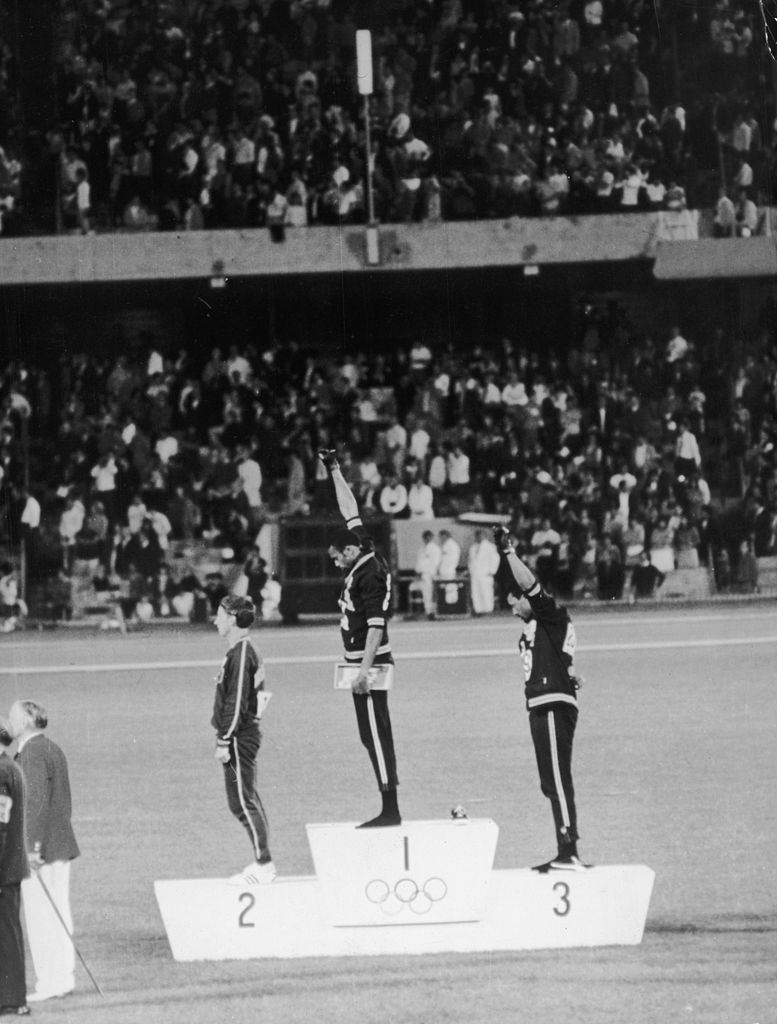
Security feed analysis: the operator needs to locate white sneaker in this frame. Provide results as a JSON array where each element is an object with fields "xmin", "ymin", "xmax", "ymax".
[{"xmin": 226, "ymin": 860, "xmax": 277, "ymax": 886}]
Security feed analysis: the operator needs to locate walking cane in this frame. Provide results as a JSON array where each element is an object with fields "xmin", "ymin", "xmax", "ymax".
[{"xmin": 35, "ymin": 871, "xmax": 104, "ymax": 997}]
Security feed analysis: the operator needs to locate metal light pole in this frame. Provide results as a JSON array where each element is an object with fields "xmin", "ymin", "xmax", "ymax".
[{"xmin": 356, "ymin": 30, "xmax": 379, "ymax": 266}]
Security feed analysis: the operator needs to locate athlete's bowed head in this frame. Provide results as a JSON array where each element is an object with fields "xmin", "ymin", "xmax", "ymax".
[
  {"xmin": 506, "ymin": 590, "xmax": 533, "ymax": 622},
  {"xmin": 328, "ymin": 528, "xmax": 366, "ymax": 570}
]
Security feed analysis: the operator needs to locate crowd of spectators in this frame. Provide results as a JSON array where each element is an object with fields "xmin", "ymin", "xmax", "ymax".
[
  {"xmin": 1, "ymin": 296, "xmax": 776, "ymax": 622},
  {"xmin": 0, "ymin": 0, "xmax": 774, "ymax": 235}
]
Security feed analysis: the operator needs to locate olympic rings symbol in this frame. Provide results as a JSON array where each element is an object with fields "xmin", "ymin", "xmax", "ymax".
[{"xmin": 365, "ymin": 876, "xmax": 448, "ymax": 916}]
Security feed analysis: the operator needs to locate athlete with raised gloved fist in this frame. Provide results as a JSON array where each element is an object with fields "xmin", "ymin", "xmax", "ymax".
[
  {"xmin": 318, "ymin": 449, "xmax": 401, "ymax": 829},
  {"xmin": 493, "ymin": 525, "xmax": 589, "ymax": 872}
]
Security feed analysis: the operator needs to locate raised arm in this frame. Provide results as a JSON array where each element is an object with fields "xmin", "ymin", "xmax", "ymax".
[
  {"xmin": 318, "ymin": 449, "xmax": 361, "ymax": 529},
  {"xmin": 493, "ymin": 525, "xmax": 536, "ymax": 592}
]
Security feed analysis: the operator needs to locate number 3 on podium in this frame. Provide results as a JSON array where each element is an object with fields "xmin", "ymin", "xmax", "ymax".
[{"xmin": 553, "ymin": 881, "xmax": 571, "ymax": 917}]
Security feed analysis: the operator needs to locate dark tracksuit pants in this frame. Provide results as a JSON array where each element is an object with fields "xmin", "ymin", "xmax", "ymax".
[
  {"xmin": 0, "ymin": 882, "xmax": 26, "ymax": 1008},
  {"xmin": 223, "ymin": 728, "xmax": 271, "ymax": 864},
  {"xmin": 530, "ymin": 703, "xmax": 579, "ymax": 853},
  {"xmin": 353, "ymin": 690, "xmax": 398, "ymax": 793}
]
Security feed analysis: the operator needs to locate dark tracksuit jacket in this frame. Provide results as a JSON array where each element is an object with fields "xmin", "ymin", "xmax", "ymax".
[
  {"xmin": 339, "ymin": 520, "xmax": 398, "ymax": 792},
  {"xmin": 211, "ymin": 636, "xmax": 271, "ymax": 863}
]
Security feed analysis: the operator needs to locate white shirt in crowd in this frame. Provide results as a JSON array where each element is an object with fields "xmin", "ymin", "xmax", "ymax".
[
  {"xmin": 357, "ymin": 393, "xmax": 378, "ymax": 424},
  {"xmin": 734, "ymin": 161, "xmax": 753, "ymax": 189},
  {"xmin": 380, "ymin": 483, "xmax": 408, "ymax": 516},
  {"xmin": 408, "ymin": 480, "xmax": 434, "ymax": 519},
  {"xmin": 149, "ymin": 509, "xmax": 172, "ymax": 550},
  {"xmin": 695, "ymin": 476, "xmax": 711, "ymax": 505},
  {"xmin": 616, "ymin": 487, "xmax": 631, "ymax": 527},
  {"xmin": 410, "ymin": 342, "xmax": 432, "ymax": 371},
  {"xmin": 531, "ymin": 526, "xmax": 561, "ymax": 556},
  {"xmin": 428, "ymin": 454, "xmax": 447, "ymax": 490},
  {"xmin": 385, "ymin": 421, "xmax": 407, "ymax": 452},
  {"xmin": 434, "ymin": 371, "xmax": 450, "ymax": 398},
  {"xmin": 665, "ymin": 330, "xmax": 689, "ymax": 363},
  {"xmin": 675, "ymin": 428, "xmax": 701, "ymax": 466},
  {"xmin": 408, "ymin": 426, "xmax": 431, "ymax": 462},
  {"xmin": 21, "ymin": 495, "xmax": 41, "ymax": 529},
  {"xmin": 358, "ymin": 458, "xmax": 381, "ymax": 490},
  {"xmin": 76, "ymin": 178, "xmax": 91, "ymax": 214},
  {"xmin": 501, "ymin": 380, "xmax": 528, "ymax": 407},
  {"xmin": 226, "ymin": 353, "xmax": 252, "ymax": 384},
  {"xmin": 238, "ymin": 457, "xmax": 263, "ymax": 508},
  {"xmin": 127, "ymin": 499, "xmax": 148, "ymax": 534},
  {"xmin": 59, "ymin": 500, "xmax": 85, "ymax": 543},
  {"xmin": 483, "ymin": 380, "xmax": 501, "ymax": 405},
  {"xmin": 447, "ymin": 450, "xmax": 470, "ymax": 486},
  {"xmin": 147, "ymin": 349, "xmax": 164, "ymax": 377},
  {"xmin": 91, "ymin": 456, "xmax": 118, "ymax": 492},
  {"xmin": 155, "ymin": 435, "xmax": 179, "ymax": 464},
  {"xmin": 609, "ymin": 470, "xmax": 637, "ymax": 492},
  {"xmin": 620, "ymin": 168, "xmax": 643, "ymax": 206},
  {"xmin": 438, "ymin": 535, "xmax": 461, "ymax": 579},
  {"xmin": 0, "ymin": 571, "xmax": 18, "ymax": 606}
]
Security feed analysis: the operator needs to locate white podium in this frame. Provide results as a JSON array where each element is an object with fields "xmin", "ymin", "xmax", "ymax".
[
  {"xmin": 306, "ymin": 819, "xmax": 498, "ymax": 926},
  {"xmin": 154, "ymin": 819, "xmax": 655, "ymax": 961}
]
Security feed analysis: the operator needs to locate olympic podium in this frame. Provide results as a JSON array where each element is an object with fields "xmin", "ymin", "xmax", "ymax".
[
  {"xmin": 154, "ymin": 819, "xmax": 655, "ymax": 961},
  {"xmin": 306, "ymin": 819, "xmax": 498, "ymax": 926}
]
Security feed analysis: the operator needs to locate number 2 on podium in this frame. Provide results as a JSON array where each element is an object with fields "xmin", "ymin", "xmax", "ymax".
[{"xmin": 238, "ymin": 891, "xmax": 256, "ymax": 928}]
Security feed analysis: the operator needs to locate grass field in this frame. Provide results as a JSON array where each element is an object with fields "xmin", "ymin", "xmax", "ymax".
[{"xmin": 1, "ymin": 606, "xmax": 776, "ymax": 1024}]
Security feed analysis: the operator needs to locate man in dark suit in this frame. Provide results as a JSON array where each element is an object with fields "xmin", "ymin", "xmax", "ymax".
[
  {"xmin": 0, "ymin": 718, "xmax": 30, "ymax": 1017},
  {"xmin": 10, "ymin": 700, "xmax": 80, "ymax": 1003}
]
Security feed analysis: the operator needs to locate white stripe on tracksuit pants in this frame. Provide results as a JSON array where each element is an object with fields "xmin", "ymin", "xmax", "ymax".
[
  {"xmin": 529, "ymin": 703, "xmax": 578, "ymax": 852},
  {"xmin": 224, "ymin": 730, "xmax": 271, "ymax": 863},
  {"xmin": 353, "ymin": 690, "xmax": 398, "ymax": 792}
]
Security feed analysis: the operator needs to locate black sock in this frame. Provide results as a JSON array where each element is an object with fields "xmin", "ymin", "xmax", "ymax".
[
  {"xmin": 382, "ymin": 788, "xmax": 399, "ymax": 818},
  {"xmin": 558, "ymin": 833, "xmax": 578, "ymax": 859},
  {"xmin": 357, "ymin": 788, "xmax": 401, "ymax": 828}
]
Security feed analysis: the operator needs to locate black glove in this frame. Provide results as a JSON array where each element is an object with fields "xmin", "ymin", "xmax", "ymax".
[
  {"xmin": 492, "ymin": 525, "xmax": 513, "ymax": 553},
  {"xmin": 317, "ymin": 448, "xmax": 339, "ymax": 472}
]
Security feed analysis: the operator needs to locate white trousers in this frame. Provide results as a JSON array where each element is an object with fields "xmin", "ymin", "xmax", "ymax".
[
  {"xmin": 469, "ymin": 572, "xmax": 495, "ymax": 614},
  {"xmin": 419, "ymin": 573, "xmax": 435, "ymax": 614},
  {"xmin": 21, "ymin": 861, "xmax": 75, "ymax": 994}
]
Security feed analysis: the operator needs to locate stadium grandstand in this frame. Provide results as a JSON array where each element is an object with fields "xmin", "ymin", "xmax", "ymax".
[
  {"xmin": 0, "ymin": 0, "xmax": 773, "ymax": 234},
  {"xmin": 0, "ymin": 0, "xmax": 775, "ymax": 627}
]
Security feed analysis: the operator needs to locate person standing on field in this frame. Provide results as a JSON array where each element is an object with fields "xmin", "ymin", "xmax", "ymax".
[
  {"xmin": 467, "ymin": 528, "xmax": 501, "ymax": 615},
  {"xmin": 212, "ymin": 595, "xmax": 276, "ymax": 886},
  {"xmin": 493, "ymin": 527, "xmax": 589, "ymax": 872},
  {"xmin": 413, "ymin": 530, "xmax": 441, "ymax": 618},
  {"xmin": 10, "ymin": 699, "xmax": 80, "ymax": 1003},
  {"xmin": 437, "ymin": 529, "xmax": 461, "ymax": 580},
  {"xmin": 0, "ymin": 718, "xmax": 30, "ymax": 1017},
  {"xmin": 318, "ymin": 448, "xmax": 401, "ymax": 828}
]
